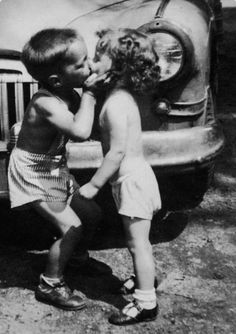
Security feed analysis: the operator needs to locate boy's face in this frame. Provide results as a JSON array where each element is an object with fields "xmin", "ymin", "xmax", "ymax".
[{"xmin": 60, "ymin": 40, "xmax": 91, "ymax": 88}]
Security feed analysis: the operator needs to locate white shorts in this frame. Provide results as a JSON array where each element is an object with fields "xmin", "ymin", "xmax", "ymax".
[{"xmin": 111, "ymin": 162, "xmax": 161, "ymax": 220}]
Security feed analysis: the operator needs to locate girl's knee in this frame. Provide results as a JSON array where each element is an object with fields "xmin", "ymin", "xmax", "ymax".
[{"xmin": 127, "ymin": 239, "xmax": 152, "ymax": 256}]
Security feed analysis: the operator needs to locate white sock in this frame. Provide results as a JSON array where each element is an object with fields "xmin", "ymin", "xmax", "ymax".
[
  {"xmin": 40, "ymin": 273, "xmax": 64, "ymax": 287},
  {"xmin": 133, "ymin": 288, "xmax": 157, "ymax": 310}
]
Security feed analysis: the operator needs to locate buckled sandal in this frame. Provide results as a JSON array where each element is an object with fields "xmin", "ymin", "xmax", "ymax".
[
  {"xmin": 118, "ymin": 275, "xmax": 158, "ymax": 295},
  {"xmin": 109, "ymin": 299, "xmax": 158, "ymax": 325}
]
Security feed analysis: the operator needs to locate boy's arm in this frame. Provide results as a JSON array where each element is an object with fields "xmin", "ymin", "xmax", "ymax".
[
  {"xmin": 74, "ymin": 72, "xmax": 111, "ymax": 138},
  {"xmin": 35, "ymin": 73, "xmax": 110, "ymax": 141},
  {"xmin": 35, "ymin": 91, "xmax": 96, "ymax": 141},
  {"xmin": 79, "ymin": 98, "xmax": 128, "ymax": 199},
  {"xmin": 73, "ymin": 91, "xmax": 96, "ymax": 139}
]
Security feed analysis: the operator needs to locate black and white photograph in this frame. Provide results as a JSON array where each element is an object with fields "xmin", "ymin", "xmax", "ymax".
[{"xmin": 0, "ymin": 0, "xmax": 235, "ymax": 333}]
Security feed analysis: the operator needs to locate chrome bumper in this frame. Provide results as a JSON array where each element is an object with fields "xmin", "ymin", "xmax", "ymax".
[{"xmin": 67, "ymin": 122, "xmax": 224, "ymax": 174}]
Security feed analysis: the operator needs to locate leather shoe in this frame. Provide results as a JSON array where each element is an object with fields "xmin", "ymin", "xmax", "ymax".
[
  {"xmin": 35, "ymin": 275, "xmax": 86, "ymax": 311},
  {"xmin": 109, "ymin": 300, "xmax": 158, "ymax": 325},
  {"xmin": 67, "ymin": 257, "xmax": 112, "ymax": 276}
]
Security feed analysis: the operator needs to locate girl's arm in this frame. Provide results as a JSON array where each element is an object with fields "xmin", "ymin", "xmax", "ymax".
[{"xmin": 79, "ymin": 96, "xmax": 128, "ymax": 199}]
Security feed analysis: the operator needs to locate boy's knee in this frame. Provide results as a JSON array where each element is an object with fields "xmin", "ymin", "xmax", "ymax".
[
  {"xmin": 71, "ymin": 192, "xmax": 102, "ymax": 223},
  {"xmin": 87, "ymin": 202, "xmax": 102, "ymax": 223},
  {"xmin": 60, "ymin": 221, "xmax": 82, "ymax": 236}
]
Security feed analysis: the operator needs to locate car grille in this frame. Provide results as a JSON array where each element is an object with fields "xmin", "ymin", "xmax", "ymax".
[
  {"xmin": 0, "ymin": 73, "xmax": 38, "ymax": 198},
  {"xmin": 0, "ymin": 73, "xmax": 38, "ymax": 143}
]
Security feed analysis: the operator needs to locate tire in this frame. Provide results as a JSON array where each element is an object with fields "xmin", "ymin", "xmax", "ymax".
[{"xmin": 158, "ymin": 165, "xmax": 215, "ymax": 211}]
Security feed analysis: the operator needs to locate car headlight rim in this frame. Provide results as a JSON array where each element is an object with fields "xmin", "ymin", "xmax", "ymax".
[{"xmin": 138, "ymin": 18, "xmax": 195, "ymax": 87}]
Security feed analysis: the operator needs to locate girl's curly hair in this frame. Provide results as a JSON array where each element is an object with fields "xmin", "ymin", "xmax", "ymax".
[{"xmin": 95, "ymin": 28, "xmax": 160, "ymax": 94}]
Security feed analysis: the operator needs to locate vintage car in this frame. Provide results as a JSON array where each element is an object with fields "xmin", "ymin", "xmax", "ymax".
[{"xmin": 0, "ymin": 0, "xmax": 224, "ymax": 220}]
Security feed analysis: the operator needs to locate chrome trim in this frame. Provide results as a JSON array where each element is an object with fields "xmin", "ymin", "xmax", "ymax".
[
  {"xmin": 0, "ymin": 73, "xmax": 38, "ymax": 142},
  {"xmin": 155, "ymin": 0, "xmax": 170, "ymax": 18},
  {"xmin": 0, "ymin": 76, "xmax": 9, "ymax": 141},
  {"xmin": 138, "ymin": 18, "xmax": 195, "ymax": 86},
  {"xmin": 66, "ymin": 123, "xmax": 224, "ymax": 171},
  {"xmin": 169, "ymin": 96, "xmax": 207, "ymax": 116}
]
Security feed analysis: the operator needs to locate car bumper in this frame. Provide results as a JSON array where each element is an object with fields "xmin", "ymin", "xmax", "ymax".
[{"xmin": 67, "ymin": 122, "xmax": 224, "ymax": 174}]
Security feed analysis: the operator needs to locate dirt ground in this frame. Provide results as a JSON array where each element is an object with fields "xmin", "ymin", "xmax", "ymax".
[{"xmin": 0, "ymin": 4, "xmax": 236, "ymax": 334}]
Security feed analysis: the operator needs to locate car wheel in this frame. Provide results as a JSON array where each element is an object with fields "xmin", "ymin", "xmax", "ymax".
[{"xmin": 158, "ymin": 165, "xmax": 215, "ymax": 211}]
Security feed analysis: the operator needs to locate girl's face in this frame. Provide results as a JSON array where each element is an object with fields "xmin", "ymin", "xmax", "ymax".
[
  {"xmin": 60, "ymin": 40, "xmax": 91, "ymax": 88},
  {"xmin": 92, "ymin": 49, "xmax": 112, "ymax": 77}
]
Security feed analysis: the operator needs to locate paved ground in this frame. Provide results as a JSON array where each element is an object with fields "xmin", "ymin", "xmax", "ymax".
[{"xmin": 0, "ymin": 2, "xmax": 236, "ymax": 333}]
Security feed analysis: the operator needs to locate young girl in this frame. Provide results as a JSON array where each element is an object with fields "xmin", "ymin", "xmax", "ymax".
[{"xmin": 79, "ymin": 28, "xmax": 161, "ymax": 325}]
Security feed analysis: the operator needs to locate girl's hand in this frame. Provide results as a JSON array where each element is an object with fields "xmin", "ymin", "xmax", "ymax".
[{"xmin": 79, "ymin": 182, "xmax": 99, "ymax": 199}]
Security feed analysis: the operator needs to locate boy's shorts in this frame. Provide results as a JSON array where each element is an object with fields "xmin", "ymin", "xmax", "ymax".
[
  {"xmin": 111, "ymin": 162, "xmax": 161, "ymax": 220},
  {"xmin": 8, "ymin": 147, "xmax": 78, "ymax": 209}
]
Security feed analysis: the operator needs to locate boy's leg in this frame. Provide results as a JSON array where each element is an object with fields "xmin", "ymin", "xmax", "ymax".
[
  {"xmin": 109, "ymin": 216, "xmax": 158, "ymax": 325},
  {"xmin": 68, "ymin": 189, "xmax": 112, "ymax": 276},
  {"xmin": 33, "ymin": 200, "xmax": 83, "ymax": 277},
  {"xmin": 32, "ymin": 200, "xmax": 86, "ymax": 310},
  {"xmin": 70, "ymin": 189, "xmax": 102, "ymax": 254}
]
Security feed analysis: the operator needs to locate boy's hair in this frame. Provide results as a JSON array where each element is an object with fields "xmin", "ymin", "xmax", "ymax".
[
  {"xmin": 21, "ymin": 28, "xmax": 84, "ymax": 82},
  {"xmin": 95, "ymin": 28, "xmax": 160, "ymax": 93}
]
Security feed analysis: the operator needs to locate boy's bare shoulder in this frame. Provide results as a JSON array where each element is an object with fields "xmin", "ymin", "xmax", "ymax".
[{"xmin": 33, "ymin": 94, "xmax": 67, "ymax": 117}]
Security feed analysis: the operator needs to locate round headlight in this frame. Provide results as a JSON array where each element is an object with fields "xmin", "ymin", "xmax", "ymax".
[
  {"xmin": 138, "ymin": 19, "xmax": 195, "ymax": 86},
  {"xmin": 152, "ymin": 33, "xmax": 183, "ymax": 81}
]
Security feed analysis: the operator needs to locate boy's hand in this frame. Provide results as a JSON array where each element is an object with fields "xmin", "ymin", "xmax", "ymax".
[
  {"xmin": 83, "ymin": 72, "xmax": 111, "ymax": 93},
  {"xmin": 79, "ymin": 182, "xmax": 99, "ymax": 199}
]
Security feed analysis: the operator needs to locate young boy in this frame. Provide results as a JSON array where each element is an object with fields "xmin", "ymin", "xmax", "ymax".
[
  {"xmin": 79, "ymin": 28, "xmax": 162, "ymax": 324},
  {"xmin": 8, "ymin": 28, "xmax": 110, "ymax": 310}
]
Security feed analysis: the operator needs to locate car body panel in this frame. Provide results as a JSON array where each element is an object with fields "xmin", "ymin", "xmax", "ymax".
[{"xmin": 0, "ymin": 0, "xmax": 119, "ymax": 51}]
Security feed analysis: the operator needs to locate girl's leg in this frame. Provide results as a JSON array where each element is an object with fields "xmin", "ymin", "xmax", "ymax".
[
  {"xmin": 32, "ymin": 200, "xmax": 82, "ymax": 278},
  {"xmin": 122, "ymin": 215, "xmax": 155, "ymax": 290},
  {"xmin": 109, "ymin": 215, "xmax": 158, "ymax": 324}
]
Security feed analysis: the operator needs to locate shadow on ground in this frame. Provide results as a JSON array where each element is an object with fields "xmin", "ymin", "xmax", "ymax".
[
  {"xmin": 0, "ymin": 242, "xmax": 127, "ymax": 310},
  {"xmin": 0, "ymin": 196, "xmax": 189, "ymax": 250}
]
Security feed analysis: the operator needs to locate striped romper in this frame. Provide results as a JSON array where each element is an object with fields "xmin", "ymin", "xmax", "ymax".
[{"xmin": 8, "ymin": 89, "xmax": 77, "ymax": 209}]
